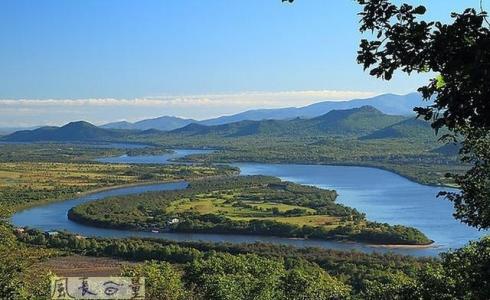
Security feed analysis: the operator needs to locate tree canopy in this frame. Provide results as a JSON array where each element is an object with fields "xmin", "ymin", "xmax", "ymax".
[{"xmin": 356, "ymin": 0, "xmax": 490, "ymax": 229}]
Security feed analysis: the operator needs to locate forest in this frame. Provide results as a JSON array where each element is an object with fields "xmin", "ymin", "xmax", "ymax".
[{"xmin": 11, "ymin": 228, "xmax": 490, "ymax": 299}]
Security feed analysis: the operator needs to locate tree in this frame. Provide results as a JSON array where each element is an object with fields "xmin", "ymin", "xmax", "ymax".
[
  {"xmin": 356, "ymin": 0, "xmax": 490, "ymax": 229},
  {"xmin": 121, "ymin": 261, "xmax": 186, "ymax": 300},
  {"xmin": 361, "ymin": 237, "xmax": 490, "ymax": 299},
  {"xmin": 282, "ymin": 264, "xmax": 351, "ymax": 300},
  {"xmin": 186, "ymin": 253, "xmax": 285, "ymax": 300}
]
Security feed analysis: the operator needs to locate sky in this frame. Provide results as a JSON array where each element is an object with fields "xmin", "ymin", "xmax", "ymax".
[{"xmin": 0, "ymin": 0, "xmax": 481, "ymax": 126}]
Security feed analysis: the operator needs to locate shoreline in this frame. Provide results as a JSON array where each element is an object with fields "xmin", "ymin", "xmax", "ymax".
[
  {"xmin": 286, "ymin": 237, "xmax": 435, "ymax": 248},
  {"xmin": 216, "ymin": 159, "xmax": 458, "ymax": 189},
  {"xmin": 67, "ymin": 210, "xmax": 434, "ymax": 249},
  {"xmin": 9, "ymin": 180, "xmax": 184, "ymax": 216},
  {"xmin": 368, "ymin": 243, "xmax": 435, "ymax": 249},
  {"xmin": 8, "ymin": 155, "xmax": 442, "ymax": 251}
]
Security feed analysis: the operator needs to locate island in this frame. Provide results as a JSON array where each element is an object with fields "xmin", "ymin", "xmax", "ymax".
[{"xmin": 68, "ymin": 175, "xmax": 432, "ymax": 245}]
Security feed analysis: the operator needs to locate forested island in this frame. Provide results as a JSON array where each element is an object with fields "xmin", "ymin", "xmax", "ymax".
[{"xmin": 68, "ymin": 176, "xmax": 432, "ymax": 245}]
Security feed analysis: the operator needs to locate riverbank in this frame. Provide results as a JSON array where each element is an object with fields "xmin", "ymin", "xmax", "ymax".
[
  {"xmin": 179, "ymin": 154, "xmax": 461, "ymax": 188},
  {"xmin": 67, "ymin": 209, "xmax": 436, "ymax": 248},
  {"xmin": 66, "ymin": 175, "xmax": 433, "ymax": 247},
  {"xmin": 11, "ymin": 152, "xmax": 484, "ymax": 256}
]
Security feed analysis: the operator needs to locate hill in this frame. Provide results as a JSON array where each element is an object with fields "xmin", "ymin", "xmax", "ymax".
[
  {"xmin": 102, "ymin": 116, "xmax": 197, "ymax": 131},
  {"xmin": 2, "ymin": 121, "xmax": 126, "ymax": 142},
  {"xmin": 360, "ymin": 118, "xmax": 437, "ymax": 140},
  {"xmin": 99, "ymin": 93, "xmax": 424, "ymax": 131},
  {"xmin": 171, "ymin": 106, "xmax": 406, "ymax": 138},
  {"xmin": 100, "ymin": 121, "xmax": 134, "ymax": 130},
  {"xmin": 199, "ymin": 93, "xmax": 423, "ymax": 126}
]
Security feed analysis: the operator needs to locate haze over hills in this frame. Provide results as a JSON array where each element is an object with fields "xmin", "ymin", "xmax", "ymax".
[
  {"xmin": 199, "ymin": 92, "xmax": 423, "ymax": 126},
  {"xmin": 2, "ymin": 106, "xmax": 413, "ymax": 142},
  {"xmin": 102, "ymin": 116, "xmax": 197, "ymax": 131},
  {"xmin": 154, "ymin": 106, "xmax": 407, "ymax": 138},
  {"xmin": 361, "ymin": 118, "xmax": 436, "ymax": 140},
  {"xmin": 3, "ymin": 121, "xmax": 128, "ymax": 142},
  {"xmin": 99, "ymin": 93, "xmax": 424, "ymax": 131}
]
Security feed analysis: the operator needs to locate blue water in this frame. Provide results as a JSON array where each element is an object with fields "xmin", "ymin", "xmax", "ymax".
[
  {"xmin": 95, "ymin": 149, "xmax": 214, "ymax": 164},
  {"xmin": 233, "ymin": 163, "xmax": 486, "ymax": 252},
  {"xmin": 11, "ymin": 151, "xmax": 488, "ymax": 257}
]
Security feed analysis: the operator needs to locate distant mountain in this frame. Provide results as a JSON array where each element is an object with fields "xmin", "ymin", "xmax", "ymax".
[
  {"xmin": 171, "ymin": 106, "xmax": 406, "ymax": 138},
  {"xmin": 200, "ymin": 93, "xmax": 424, "ymax": 126},
  {"xmin": 0, "ymin": 126, "xmax": 40, "ymax": 135},
  {"xmin": 3, "ymin": 121, "xmax": 126, "ymax": 142},
  {"xmin": 102, "ymin": 116, "xmax": 197, "ymax": 131},
  {"xmin": 100, "ymin": 121, "xmax": 134, "ymax": 130},
  {"xmin": 360, "ymin": 118, "xmax": 437, "ymax": 140},
  {"xmin": 99, "ymin": 93, "xmax": 424, "ymax": 131}
]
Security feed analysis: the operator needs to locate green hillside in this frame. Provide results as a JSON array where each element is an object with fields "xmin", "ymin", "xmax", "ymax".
[
  {"xmin": 3, "ymin": 121, "xmax": 129, "ymax": 142},
  {"xmin": 360, "ymin": 118, "xmax": 439, "ymax": 140},
  {"xmin": 170, "ymin": 106, "xmax": 405, "ymax": 138}
]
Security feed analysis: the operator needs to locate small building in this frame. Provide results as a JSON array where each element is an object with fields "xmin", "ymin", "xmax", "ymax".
[
  {"xmin": 168, "ymin": 218, "xmax": 180, "ymax": 225},
  {"xmin": 75, "ymin": 235, "xmax": 86, "ymax": 240},
  {"xmin": 44, "ymin": 231, "xmax": 59, "ymax": 237},
  {"xmin": 15, "ymin": 228, "xmax": 25, "ymax": 234}
]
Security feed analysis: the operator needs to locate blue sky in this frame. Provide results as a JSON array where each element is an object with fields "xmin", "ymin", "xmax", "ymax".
[{"xmin": 0, "ymin": 0, "xmax": 480, "ymax": 126}]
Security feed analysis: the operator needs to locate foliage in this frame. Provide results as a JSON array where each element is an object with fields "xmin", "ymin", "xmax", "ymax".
[
  {"xmin": 357, "ymin": 0, "xmax": 489, "ymax": 131},
  {"xmin": 439, "ymin": 128, "xmax": 490, "ymax": 229},
  {"xmin": 68, "ymin": 176, "xmax": 430, "ymax": 245},
  {"xmin": 18, "ymin": 230, "xmax": 436, "ymax": 294},
  {"xmin": 360, "ymin": 236, "xmax": 490, "ymax": 299},
  {"xmin": 357, "ymin": 0, "xmax": 490, "ymax": 228},
  {"xmin": 121, "ymin": 261, "xmax": 187, "ymax": 300},
  {"xmin": 0, "ymin": 161, "xmax": 236, "ymax": 212},
  {"xmin": 187, "ymin": 253, "xmax": 351, "ymax": 300},
  {"xmin": 0, "ymin": 221, "xmax": 56, "ymax": 299}
]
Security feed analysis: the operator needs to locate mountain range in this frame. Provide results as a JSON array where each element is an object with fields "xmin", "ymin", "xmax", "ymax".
[
  {"xmin": 2, "ymin": 105, "xmax": 433, "ymax": 142},
  {"xmin": 171, "ymin": 106, "xmax": 406, "ymax": 138},
  {"xmin": 101, "ymin": 93, "xmax": 425, "ymax": 131},
  {"xmin": 101, "ymin": 116, "xmax": 197, "ymax": 131}
]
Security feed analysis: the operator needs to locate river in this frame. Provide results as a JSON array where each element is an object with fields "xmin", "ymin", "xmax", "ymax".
[{"xmin": 11, "ymin": 149, "xmax": 487, "ymax": 257}]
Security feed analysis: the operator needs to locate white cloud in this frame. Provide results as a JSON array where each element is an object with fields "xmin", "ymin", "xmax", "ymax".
[{"xmin": 0, "ymin": 90, "xmax": 378, "ymax": 127}]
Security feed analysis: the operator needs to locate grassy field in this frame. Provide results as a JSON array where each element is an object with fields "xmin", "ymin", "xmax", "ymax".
[
  {"xmin": 0, "ymin": 162, "xmax": 237, "ymax": 213},
  {"xmin": 165, "ymin": 192, "xmax": 338, "ymax": 229}
]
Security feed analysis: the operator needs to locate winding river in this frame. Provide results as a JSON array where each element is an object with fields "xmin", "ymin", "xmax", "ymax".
[{"xmin": 11, "ymin": 149, "xmax": 487, "ymax": 257}]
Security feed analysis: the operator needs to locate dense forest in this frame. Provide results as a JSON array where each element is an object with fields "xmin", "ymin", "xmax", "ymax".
[{"xmin": 11, "ymin": 228, "xmax": 490, "ymax": 299}]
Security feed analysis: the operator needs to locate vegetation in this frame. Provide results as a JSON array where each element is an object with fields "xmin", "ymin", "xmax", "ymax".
[
  {"xmin": 14, "ymin": 229, "xmax": 424, "ymax": 298},
  {"xmin": 0, "ymin": 216, "xmax": 57, "ymax": 299},
  {"xmin": 0, "ymin": 142, "xmax": 128, "ymax": 162},
  {"xmin": 356, "ymin": 0, "xmax": 490, "ymax": 229},
  {"xmin": 0, "ymin": 160, "xmax": 237, "ymax": 213},
  {"xmin": 2, "ymin": 121, "xmax": 132, "ymax": 142},
  {"xmin": 1, "ymin": 104, "xmax": 465, "ymax": 187},
  {"xmin": 0, "ymin": 142, "xmax": 171, "ymax": 162},
  {"xmin": 1, "ymin": 0, "xmax": 489, "ymax": 298},
  {"xmin": 128, "ymin": 118, "xmax": 464, "ymax": 187},
  {"xmin": 13, "ymin": 228, "xmax": 490, "ymax": 299},
  {"xmin": 68, "ymin": 176, "xmax": 431, "ymax": 245}
]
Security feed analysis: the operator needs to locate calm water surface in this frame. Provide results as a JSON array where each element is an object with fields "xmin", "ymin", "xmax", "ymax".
[
  {"xmin": 233, "ymin": 163, "xmax": 486, "ymax": 251},
  {"xmin": 95, "ymin": 149, "xmax": 214, "ymax": 164},
  {"xmin": 11, "ymin": 150, "xmax": 487, "ymax": 257}
]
